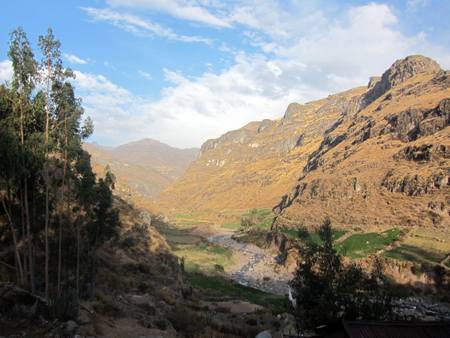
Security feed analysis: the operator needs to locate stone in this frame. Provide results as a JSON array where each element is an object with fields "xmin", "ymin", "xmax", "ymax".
[{"xmin": 63, "ymin": 320, "xmax": 79, "ymax": 336}]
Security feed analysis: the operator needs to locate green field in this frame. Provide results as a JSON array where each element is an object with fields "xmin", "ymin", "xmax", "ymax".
[
  {"xmin": 335, "ymin": 228, "xmax": 402, "ymax": 258},
  {"xmin": 174, "ymin": 214, "xmax": 194, "ymax": 219},
  {"xmin": 188, "ymin": 275, "xmax": 286, "ymax": 310},
  {"xmin": 222, "ymin": 221, "xmax": 242, "ymax": 229},
  {"xmin": 154, "ymin": 227, "xmax": 201, "ymax": 244},
  {"xmin": 260, "ymin": 215, "xmax": 278, "ymax": 229},
  {"xmin": 169, "ymin": 235, "xmax": 233, "ymax": 275},
  {"xmin": 381, "ymin": 244, "xmax": 448, "ymax": 265},
  {"xmin": 279, "ymin": 229, "xmax": 347, "ymax": 244},
  {"xmin": 175, "ymin": 221, "xmax": 208, "ymax": 226}
]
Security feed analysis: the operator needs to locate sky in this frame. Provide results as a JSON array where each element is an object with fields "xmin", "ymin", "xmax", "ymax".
[{"xmin": 0, "ymin": 0, "xmax": 449, "ymax": 149}]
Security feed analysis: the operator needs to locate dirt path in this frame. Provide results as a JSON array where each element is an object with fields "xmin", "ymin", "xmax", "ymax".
[{"xmin": 208, "ymin": 230, "xmax": 291, "ymax": 295}]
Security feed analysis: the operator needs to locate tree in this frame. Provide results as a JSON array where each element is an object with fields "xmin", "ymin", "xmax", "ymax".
[
  {"xmin": 241, "ymin": 208, "xmax": 261, "ymax": 231},
  {"xmin": 5, "ymin": 27, "xmax": 39, "ymax": 294},
  {"xmin": 38, "ymin": 28, "xmax": 81, "ymax": 297},
  {"xmin": 290, "ymin": 218, "xmax": 392, "ymax": 333}
]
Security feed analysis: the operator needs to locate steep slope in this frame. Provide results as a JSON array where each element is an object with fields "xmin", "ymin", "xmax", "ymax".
[
  {"xmin": 157, "ymin": 85, "xmax": 368, "ymax": 212},
  {"xmin": 157, "ymin": 55, "xmax": 450, "ymax": 236},
  {"xmin": 274, "ymin": 55, "xmax": 450, "ymax": 229}
]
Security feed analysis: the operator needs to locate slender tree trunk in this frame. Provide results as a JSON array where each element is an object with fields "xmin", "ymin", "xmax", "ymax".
[
  {"xmin": 57, "ymin": 149, "xmax": 67, "ymax": 294},
  {"xmin": 44, "ymin": 52, "xmax": 51, "ymax": 299},
  {"xmin": 20, "ymin": 103, "xmax": 35, "ymax": 294},
  {"xmin": 20, "ymin": 189, "xmax": 27, "ymax": 281},
  {"xmin": 45, "ymin": 165, "xmax": 50, "ymax": 298},
  {"xmin": 1, "ymin": 195, "xmax": 24, "ymax": 283}
]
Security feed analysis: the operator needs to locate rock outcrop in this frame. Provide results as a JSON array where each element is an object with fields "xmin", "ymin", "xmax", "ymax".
[{"xmin": 157, "ymin": 55, "xmax": 450, "ymax": 231}]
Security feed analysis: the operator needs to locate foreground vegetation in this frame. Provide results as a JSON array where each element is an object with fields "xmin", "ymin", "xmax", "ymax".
[
  {"xmin": 0, "ymin": 27, "xmax": 120, "ymax": 312},
  {"xmin": 290, "ymin": 218, "xmax": 392, "ymax": 332}
]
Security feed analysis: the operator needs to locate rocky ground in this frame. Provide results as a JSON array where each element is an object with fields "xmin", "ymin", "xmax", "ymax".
[
  {"xmin": 208, "ymin": 228, "xmax": 450, "ymax": 322},
  {"xmin": 208, "ymin": 230, "xmax": 291, "ymax": 295}
]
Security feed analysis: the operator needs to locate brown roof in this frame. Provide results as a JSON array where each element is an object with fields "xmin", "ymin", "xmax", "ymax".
[{"xmin": 341, "ymin": 320, "xmax": 450, "ymax": 338}]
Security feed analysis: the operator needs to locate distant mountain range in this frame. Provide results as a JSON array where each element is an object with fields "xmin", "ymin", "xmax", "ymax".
[
  {"xmin": 156, "ymin": 55, "xmax": 450, "ymax": 231},
  {"xmin": 83, "ymin": 138, "xmax": 199, "ymax": 211}
]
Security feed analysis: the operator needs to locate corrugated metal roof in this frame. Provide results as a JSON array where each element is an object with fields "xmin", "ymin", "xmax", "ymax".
[{"xmin": 342, "ymin": 320, "xmax": 450, "ymax": 338}]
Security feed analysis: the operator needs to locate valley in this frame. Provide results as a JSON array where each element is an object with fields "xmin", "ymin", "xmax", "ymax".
[
  {"xmin": 85, "ymin": 56, "xmax": 450, "ymax": 305},
  {"xmin": 3, "ymin": 53, "xmax": 450, "ymax": 337}
]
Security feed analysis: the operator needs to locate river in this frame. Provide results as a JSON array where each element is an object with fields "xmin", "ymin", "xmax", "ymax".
[{"xmin": 208, "ymin": 229, "xmax": 291, "ymax": 295}]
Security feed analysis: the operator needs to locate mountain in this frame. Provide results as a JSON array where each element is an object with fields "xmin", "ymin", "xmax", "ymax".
[
  {"xmin": 83, "ymin": 139, "xmax": 199, "ymax": 212},
  {"xmin": 91, "ymin": 138, "xmax": 200, "ymax": 182},
  {"xmin": 157, "ymin": 55, "xmax": 450, "ymax": 231}
]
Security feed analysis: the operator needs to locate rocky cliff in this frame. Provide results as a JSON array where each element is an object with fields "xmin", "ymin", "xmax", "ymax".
[
  {"xmin": 157, "ymin": 56, "xmax": 450, "ymax": 233},
  {"xmin": 274, "ymin": 55, "xmax": 450, "ymax": 229},
  {"xmin": 156, "ymin": 84, "xmax": 368, "ymax": 211}
]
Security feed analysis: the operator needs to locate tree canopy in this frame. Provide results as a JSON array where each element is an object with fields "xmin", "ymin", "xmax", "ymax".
[{"xmin": 290, "ymin": 218, "xmax": 392, "ymax": 332}]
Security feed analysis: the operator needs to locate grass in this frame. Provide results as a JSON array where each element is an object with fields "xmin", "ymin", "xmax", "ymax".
[
  {"xmin": 222, "ymin": 221, "xmax": 242, "ymax": 230},
  {"xmin": 404, "ymin": 228, "xmax": 450, "ymax": 252},
  {"xmin": 196, "ymin": 242, "xmax": 231, "ymax": 256},
  {"xmin": 175, "ymin": 221, "xmax": 207, "ymax": 226},
  {"xmin": 260, "ymin": 215, "xmax": 278, "ymax": 229},
  {"xmin": 279, "ymin": 229, "xmax": 347, "ymax": 244},
  {"xmin": 335, "ymin": 228, "xmax": 402, "ymax": 258},
  {"xmin": 381, "ymin": 244, "xmax": 448, "ymax": 265},
  {"xmin": 174, "ymin": 214, "xmax": 194, "ymax": 219},
  {"xmin": 170, "ymin": 237, "xmax": 234, "ymax": 275},
  {"xmin": 188, "ymin": 275, "xmax": 286, "ymax": 311},
  {"xmin": 154, "ymin": 226, "xmax": 201, "ymax": 244},
  {"xmin": 242, "ymin": 208, "xmax": 272, "ymax": 218}
]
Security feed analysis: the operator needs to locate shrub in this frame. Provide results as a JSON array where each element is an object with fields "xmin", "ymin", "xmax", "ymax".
[
  {"xmin": 411, "ymin": 264, "xmax": 423, "ymax": 277},
  {"xmin": 246, "ymin": 318, "xmax": 258, "ymax": 326},
  {"xmin": 214, "ymin": 264, "xmax": 225, "ymax": 272},
  {"xmin": 216, "ymin": 306, "xmax": 231, "ymax": 313},
  {"xmin": 272, "ymin": 321, "xmax": 281, "ymax": 330},
  {"xmin": 120, "ymin": 236, "xmax": 136, "ymax": 249}
]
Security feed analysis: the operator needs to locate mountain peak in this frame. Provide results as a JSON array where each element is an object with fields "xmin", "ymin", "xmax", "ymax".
[{"xmin": 362, "ymin": 55, "xmax": 442, "ymax": 109}]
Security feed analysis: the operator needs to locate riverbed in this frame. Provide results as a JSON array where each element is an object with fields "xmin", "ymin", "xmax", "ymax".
[{"xmin": 208, "ymin": 230, "xmax": 291, "ymax": 295}]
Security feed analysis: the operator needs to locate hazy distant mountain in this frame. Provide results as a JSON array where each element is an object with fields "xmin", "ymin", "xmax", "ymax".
[
  {"xmin": 157, "ymin": 55, "xmax": 450, "ymax": 231},
  {"xmin": 90, "ymin": 138, "xmax": 199, "ymax": 182},
  {"xmin": 83, "ymin": 139, "xmax": 200, "ymax": 211}
]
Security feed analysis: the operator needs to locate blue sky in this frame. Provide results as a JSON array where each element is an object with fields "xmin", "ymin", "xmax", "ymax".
[{"xmin": 1, "ymin": 0, "xmax": 449, "ymax": 149}]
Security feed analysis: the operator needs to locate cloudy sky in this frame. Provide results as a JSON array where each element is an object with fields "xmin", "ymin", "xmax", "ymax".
[{"xmin": 1, "ymin": 0, "xmax": 449, "ymax": 149}]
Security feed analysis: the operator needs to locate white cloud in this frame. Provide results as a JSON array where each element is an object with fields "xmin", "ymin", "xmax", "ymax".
[
  {"xmin": 139, "ymin": 70, "xmax": 152, "ymax": 80},
  {"xmin": 63, "ymin": 53, "xmax": 87, "ymax": 64},
  {"xmin": 73, "ymin": 51, "xmax": 327, "ymax": 148},
  {"xmin": 0, "ymin": 60, "xmax": 13, "ymax": 85},
  {"xmin": 81, "ymin": 6, "xmax": 215, "ymax": 44},
  {"xmin": 407, "ymin": 0, "xmax": 431, "ymax": 11},
  {"xmin": 74, "ymin": 2, "xmax": 450, "ymax": 148},
  {"xmin": 105, "ymin": 0, "xmax": 232, "ymax": 28},
  {"xmin": 271, "ymin": 3, "xmax": 425, "ymax": 90}
]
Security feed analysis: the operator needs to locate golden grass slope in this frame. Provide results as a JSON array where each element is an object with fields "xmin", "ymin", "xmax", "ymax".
[
  {"xmin": 275, "ymin": 56, "xmax": 450, "ymax": 232},
  {"xmin": 156, "ymin": 85, "xmax": 368, "ymax": 212}
]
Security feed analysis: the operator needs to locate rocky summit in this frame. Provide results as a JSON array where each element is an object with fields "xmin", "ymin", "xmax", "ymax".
[{"xmin": 157, "ymin": 55, "xmax": 450, "ymax": 231}]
